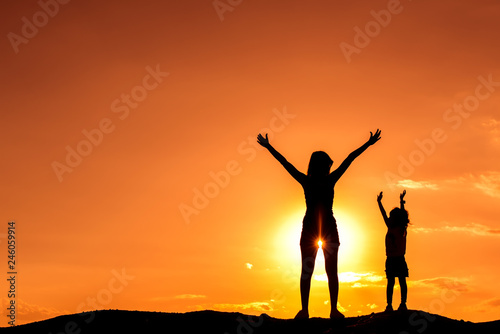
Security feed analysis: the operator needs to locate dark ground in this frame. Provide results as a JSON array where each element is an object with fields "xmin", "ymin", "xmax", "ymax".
[{"xmin": 1, "ymin": 309, "xmax": 500, "ymax": 334}]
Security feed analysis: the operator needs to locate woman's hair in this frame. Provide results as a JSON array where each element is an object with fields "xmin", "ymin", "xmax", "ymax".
[
  {"xmin": 389, "ymin": 207, "xmax": 410, "ymax": 230},
  {"xmin": 307, "ymin": 151, "xmax": 333, "ymax": 177}
]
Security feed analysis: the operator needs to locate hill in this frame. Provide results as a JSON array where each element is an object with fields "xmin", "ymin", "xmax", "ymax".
[{"xmin": 1, "ymin": 309, "xmax": 499, "ymax": 334}]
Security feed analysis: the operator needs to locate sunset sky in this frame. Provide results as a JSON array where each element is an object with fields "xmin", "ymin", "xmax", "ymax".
[{"xmin": 1, "ymin": 0, "xmax": 500, "ymax": 326}]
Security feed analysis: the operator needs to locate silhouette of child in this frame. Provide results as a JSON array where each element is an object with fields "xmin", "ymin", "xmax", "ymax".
[
  {"xmin": 377, "ymin": 190, "xmax": 409, "ymax": 312},
  {"xmin": 257, "ymin": 130, "xmax": 381, "ymax": 319}
]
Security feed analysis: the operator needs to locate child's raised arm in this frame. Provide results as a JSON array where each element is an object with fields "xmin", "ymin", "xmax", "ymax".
[
  {"xmin": 377, "ymin": 191, "xmax": 389, "ymax": 227},
  {"xmin": 400, "ymin": 189, "xmax": 406, "ymax": 211},
  {"xmin": 257, "ymin": 133, "xmax": 306, "ymax": 184}
]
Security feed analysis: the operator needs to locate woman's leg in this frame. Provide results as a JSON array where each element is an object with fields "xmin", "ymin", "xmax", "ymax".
[
  {"xmin": 297, "ymin": 243, "xmax": 318, "ymax": 318},
  {"xmin": 324, "ymin": 243, "xmax": 343, "ymax": 318}
]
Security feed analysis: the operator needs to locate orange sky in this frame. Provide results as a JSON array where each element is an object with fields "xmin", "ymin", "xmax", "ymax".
[{"xmin": 1, "ymin": 0, "xmax": 500, "ymax": 326}]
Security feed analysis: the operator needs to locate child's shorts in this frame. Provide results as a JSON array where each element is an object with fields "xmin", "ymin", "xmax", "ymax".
[{"xmin": 385, "ymin": 256, "xmax": 409, "ymax": 278}]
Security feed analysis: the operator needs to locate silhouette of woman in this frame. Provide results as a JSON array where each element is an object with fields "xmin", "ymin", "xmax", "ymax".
[{"xmin": 257, "ymin": 130, "xmax": 381, "ymax": 319}]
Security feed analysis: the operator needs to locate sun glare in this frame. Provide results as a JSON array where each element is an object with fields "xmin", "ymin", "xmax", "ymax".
[
  {"xmin": 335, "ymin": 210, "xmax": 366, "ymax": 269},
  {"xmin": 273, "ymin": 210, "xmax": 303, "ymax": 264},
  {"xmin": 272, "ymin": 208, "xmax": 367, "ymax": 273}
]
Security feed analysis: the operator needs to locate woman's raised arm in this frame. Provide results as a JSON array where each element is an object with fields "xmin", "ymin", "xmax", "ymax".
[
  {"xmin": 257, "ymin": 133, "xmax": 306, "ymax": 184},
  {"xmin": 330, "ymin": 129, "xmax": 381, "ymax": 182}
]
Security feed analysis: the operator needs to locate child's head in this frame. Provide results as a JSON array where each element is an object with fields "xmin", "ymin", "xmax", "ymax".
[
  {"xmin": 388, "ymin": 207, "xmax": 410, "ymax": 229},
  {"xmin": 307, "ymin": 151, "xmax": 333, "ymax": 177}
]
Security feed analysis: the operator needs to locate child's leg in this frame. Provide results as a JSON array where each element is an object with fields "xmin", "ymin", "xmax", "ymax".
[
  {"xmin": 399, "ymin": 277, "xmax": 407, "ymax": 305},
  {"xmin": 386, "ymin": 277, "xmax": 395, "ymax": 306}
]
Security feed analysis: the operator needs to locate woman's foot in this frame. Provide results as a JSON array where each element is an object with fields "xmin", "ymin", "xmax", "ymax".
[
  {"xmin": 384, "ymin": 304, "xmax": 394, "ymax": 313},
  {"xmin": 330, "ymin": 309, "xmax": 345, "ymax": 320},
  {"xmin": 397, "ymin": 303, "xmax": 408, "ymax": 311},
  {"xmin": 294, "ymin": 309, "xmax": 309, "ymax": 319}
]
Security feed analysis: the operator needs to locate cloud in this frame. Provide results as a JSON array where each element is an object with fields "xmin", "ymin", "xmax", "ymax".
[
  {"xmin": 246, "ymin": 263, "xmax": 253, "ymax": 269},
  {"xmin": 471, "ymin": 172, "xmax": 500, "ymax": 198},
  {"xmin": 485, "ymin": 298, "xmax": 500, "ymax": 308},
  {"xmin": 314, "ymin": 272, "xmax": 384, "ymax": 287},
  {"xmin": 339, "ymin": 272, "xmax": 384, "ymax": 284},
  {"xmin": 409, "ymin": 277, "xmax": 469, "ymax": 293},
  {"xmin": 212, "ymin": 302, "xmax": 273, "ymax": 313},
  {"xmin": 444, "ymin": 172, "xmax": 500, "ymax": 198},
  {"xmin": 1, "ymin": 298, "xmax": 68, "ymax": 325},
  {"xmin": 482, "ymin": 118, "xmax": 500, "ymax": 129},
  {"xmin": 482, "ymin": 118, "xmax": 500, "ymax": 143},
  {"xmin": 470, "ymin": 297, "xmax": 500, "ymax": 313},
  {"xmin": 174, "ymin": 294, "xmax": 207, "ymax": 299},
  {"xmin": 314, "ymin": 273, "xmax": 328, "ymax": 282},
  {"xmin": 413, "ymin": 223, "xmax": 500, "ymax": 236},
  {"xmin": 394, "ymin": 172, "xmax": 500, "ymax": 198},
  {"xmin": 337, "ymin": 302, "xmax": 347, "ymax": 312},
  {"xmin": 396, "ymin": 179, "xmax": 439, "ymax": 190},
  {"xmin": 147, "ymin": 295, "xmax": 207, "ymax": 302}
]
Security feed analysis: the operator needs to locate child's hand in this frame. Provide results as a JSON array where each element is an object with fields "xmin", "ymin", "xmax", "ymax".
[
  {"xmin": 257, "ymin": 133, "xmax": 270, "ymax": 148},
  {"xmin": 400, "ymin": 189, "xmax": 406, "ymax": 201},
  {"xmin": 377, "ymin": 191, "xmax": 383, "ymax": 202}
]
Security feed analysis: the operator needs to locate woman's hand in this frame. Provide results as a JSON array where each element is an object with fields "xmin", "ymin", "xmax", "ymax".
[
  {"xmin": 257, "ymin": 133, "xmax": 270, "ymax": 148},
  {"xmin": 377, "ymin": 191, "xmax": 383, "ymax": 202},
  {"xmin": 367, "ymin": 129, "xmax": 382, "ymax": 146}
]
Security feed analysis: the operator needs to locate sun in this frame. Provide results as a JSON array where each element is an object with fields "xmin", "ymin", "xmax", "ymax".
[
  {"xmin": 272, "ymin": 209, "xmax": 366, "ymax": 269},
  {"xmin": 271, "ymin": 210, "xmax": 303, "ymax": 265},
  {"xmin": 335, "ymin": 210, "xmax": 366, "ymax": 269}
]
